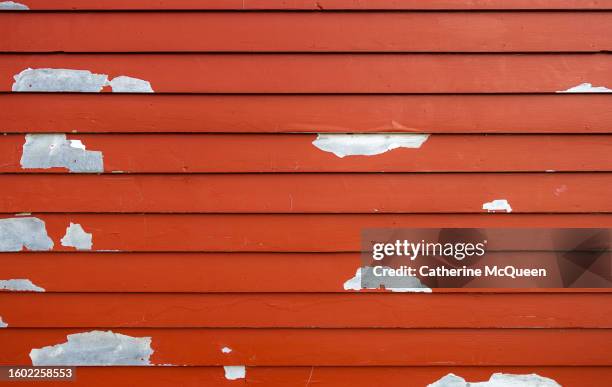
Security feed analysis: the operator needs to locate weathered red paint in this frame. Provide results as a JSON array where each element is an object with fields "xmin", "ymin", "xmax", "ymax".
[
  {"xmin": 3, "ymin": 94, "xmax": 611, "ymax": 134},
  {"xmin": 18, "ymin": 0, "xmax": 612, "ymax": 10},
  {"xmin": 1, "ymin": 54, "xmax": 611, "ymax": 93},
  {"xmin": 1, "ymin": 328, "xmax": 611, "ymax": 366},
  {"xmin": 3, "ymin": 12, "xmax": 612, "ymax": 52},
  {"xmin": 2, "ymin": 293, "xmax": 612, "ymax": 328},
  {"xmin": 1, "ymin": 173, "xmax": 610, "ymax": 213},
  {"xmin": 2, "ymin": 134, "xmax": 612, "ymax": 172}
]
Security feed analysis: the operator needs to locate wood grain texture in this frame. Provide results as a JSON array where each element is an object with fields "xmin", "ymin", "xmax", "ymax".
[
  {"xmin": 1, "ymin": 293, "xmax": 611, "ymax": 328},
  {"xmin": 1, "ymin": 54, "xmax": 611, "ymax": 93},
  {"xmin": 3, "ymin": 12, "xmax": 611, "ymax": 52},
  {"xmin": 2, "ymin": 94, "xmax": 611, "ymax": 134},
  {"xmin": 2, "ymin": 134, "xmax": 612, "ymax": 172},
  {"xmin": 1, "ymin": 173, "xmax": 609, "ymax": 213}
]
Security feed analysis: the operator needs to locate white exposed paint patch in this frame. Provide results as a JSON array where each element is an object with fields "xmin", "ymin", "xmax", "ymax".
[
  {"xmin": 428, "ymin": 372, "xmax": 561, "ymax": 387},
  {"xmin": 343, "ymin": 267, "xmax": 431, "ymax": 293},
  {"xmin": 0, "ymin": 1, "xmax": 29, "ymax": 10},
  {"xmin": 12, "ymin": 68, "xmax": 154, "ymax": 93},
  {"xmin": 108, "ymin": 76, "xmax": 154, "ymax": 93},
  {"xmin": 0, "ymin": 279, "xmax": 45, "ymax": 292},
  {"xmin": 0, "ymin": 316, "xmax": 7, "ymax": 328},
  {"xmin": 482, "ymin": 199, "xmax": 513, "ymax": 213},
  {"xmin": 20, "ymin": 134, "xmax": 104, "ymax": 173},
  {"xmin": 557, "ymin": 82, "xmax": 612, "ymax": 93},
  {"xmin": 30, "ymin": 330, "xmax": 153, "ymax": 366},
  {"xmin": 221, "ymin": 347, "xmax": 232, "ymax": 354},
  {"xmin": 60, "ymin": 223, "xmax": 93, "ymax": 250},
  {"xmin": 0, "ymin": 217, "xmax": 54, "ymax": 252},
  {"xmin": 312, "ymin": 133, "xmax": 429, "ymax": 158},
  {"xmin": 224, "ymin": 366, "xmax": 246, "ymax": 380}
]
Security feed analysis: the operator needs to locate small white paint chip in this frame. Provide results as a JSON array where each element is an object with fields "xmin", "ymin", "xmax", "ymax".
[
  {"xmin": 224, "ymin": 366, "xmax": 246, "ymax": 380},
  {"xmin": 221, "ymin": 347, "xmax": 232, "ymax": 354},
  {"xmin": 0, "ymin": 316, "xmax": 7, "ymax": 328},
  {"xmin": 312, "ymin": 133, "xmax": 429, "ymax": 158},
  {"xmin": 21, "ymin": 134, "xmax": 104, "ymax": 173},
  {"xmin": 557, "ymin": 83, "xmax": 612, "ymax": 93},
  {"xmin": 0, "ymin": 279, "xmax": 45, "ymax": 292},
  {"xmin": 343, "ymin": 267, "xmax": 431, "ymax": 293},
  {"xmin": 12, "ymin": 68, "xmax": 154, "ymax": 93},
  {"xmin": 428, "ymin": 372, "xmax": 561, "ymax": 387},
  {"xmin": 30, "ymin": 330, "xmax": 153, "ymax": 366},
  {"xmin": 0, "ymin": 1, "xmax": 29, "ymax": 10},
  {"xmin": 482, "ymin": 199, "xmax": 513, "ymax": 213},
  {"xmin": 0, "ymin": 217, "xmax": 54, "ymax": 252},
  {"xmin": 61, "ymin": 223, "xmax": 93, "ymax": 250}
]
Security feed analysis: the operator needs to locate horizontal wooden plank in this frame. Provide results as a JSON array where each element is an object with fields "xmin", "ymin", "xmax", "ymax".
[
  {"xmin": 1, "ymin": 173, "xmax": 609, "ymax": 213},
  {"xmin": 1, "ymin": 328, "xmax": 611, "ymax": 365},
  {"xmin": 2, "ymin": 134, "xmax": 612, "ymax": 173},
  {"xmin": 14, "ymin": 0, "xmax": 612, "ymax": 10},
  {"xmin": 3, "ymin": 12, "xmax": 611, "ymax": 52},
  {"xmin": 1, "ymin": 293, "xmax": 611, "ymax": 328},
  {"xmin": 2, "ymin": 252, "xmax": 609, "ymax": 292},
  {"xmin": 3, "ymin": 213, "xmax": 612, "ymax": 252},
  {"xmin": 1, "ymin": 54, "xmax": 610, "ymax": 93},
  {"xmin": 10, "ymin": 366, "xmax": 612, "ymax": 387},
  {"xmin": 2, "ymin": 94, "xmax": 611, "ymax": 134}
]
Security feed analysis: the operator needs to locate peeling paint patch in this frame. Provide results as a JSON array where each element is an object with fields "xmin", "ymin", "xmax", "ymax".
[
  {"xmin": 60, "ymin": 223, "xmax": 93, "ymax": 250},
  {"xmin": 12, "ymin": 68, "xmax": 154, "ymax": 93},
  {"xmin": 224, "ymin": 366, "xmax": 246, "ymax": 380},
  {"xmin": 20, "ymin": 134, "xmax": 104, "ymax": 173},
  {"xmin": 0, "ymin": 316, "xmax": 7, "ymax": 328},
  {"xmin": 482, "ymin": 199, "xmax": 513, "ymax": 213},
  {"xmin": 108, "ymin": 76, "xmax": 154, "ymax": 93},
  {"xmin": 312, "ymin": 133, "xmax": 429, "ymax": 158},
  {"xmin": 0, "ymin": 279, "xmax": 45, "ymax": 292},
  {"xmin": 344, "ymin": 267, "xmax": 431, "ymax": 293},
  {"xmin": 557, "ymin": 82, "xmax": 612, "ymax": 93},
  {"xmin": 221, "ymin": 347, "xmax": 232, "ymax": 354},
  {"xmin": 428, "ymin": 372, "xmax": 561, "ymax": 387},
  {"xmin": 0, "ymin": 217, "xmax": 54, "ymax": 252},
  {"xmin": 0, "ymin": 1, "xmax": 29, "ymax": 10},
  {"xmin": 30, "ymin": 330, "xmax": 153, "ymax": 366}
]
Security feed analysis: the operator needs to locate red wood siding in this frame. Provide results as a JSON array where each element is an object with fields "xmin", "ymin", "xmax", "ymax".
[{"xmin": 1, "ymin": 2, "xmax": 611, "ymax": 386}]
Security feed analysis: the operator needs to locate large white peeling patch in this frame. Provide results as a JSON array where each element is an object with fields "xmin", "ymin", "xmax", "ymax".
[
  {"xmin": 61, "ymin": 223, "xmax": 93, "ymax": 250},
  {"xmin": 557, "ymin": 83, "xmax": 612, "ymax": 93},
  {"xmin": 0, "ymin": 316, "xmax": 7, "ymax": 328},
  {"xmin": 482, "ymin": 199, "xmax": 513, "ymax": 213},
  {"xmin": 30, "ymin": 330, "xmax": 154, "ymax": 366},
  {"xmin": 224, "ymin": 366, "xmax": 246, "ymax": 380},
  {"xmin": 312, "ymin": 133, "xmax": 429, "ymax": 158},
  {"xmin": 0, "ymin": 217, "xmax": 54, "ymax": 252},
  {"xmin": 12, "ymin": 68, "xmax": 154, "ymax": 93},
  {"xmin": 343, "ymin": 267, "xmax": 431, "ymax": 293},
  {"xmin": 428, "ymin": 372, "xmax": 561, "ymax": 387},
  {"xmin": 0, "ymin": 1, "xmax": 28, "ymax": 10},
  {"xmin": 21, "ymin": 134, "xmax": 104, "ymax": 173},
  {"xmin": 0, "ymin": 279, "xmax": 45, "ymax": 292}
]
